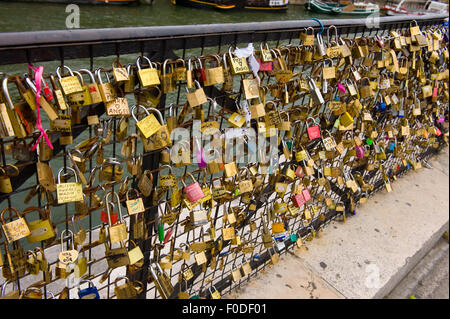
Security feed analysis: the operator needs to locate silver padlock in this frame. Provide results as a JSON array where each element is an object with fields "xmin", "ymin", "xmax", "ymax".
[
  {"xmin": 308, "ymin": 77, "xmax": 324, "ymax": 105},
  {"xmin": 316, "ymin": 32, "xmax": 327, "ymax": 57}
]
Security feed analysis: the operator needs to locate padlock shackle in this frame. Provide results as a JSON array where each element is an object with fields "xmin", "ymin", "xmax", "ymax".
[
  {"xmin": 222, "ymin": 53, "xmax": 228, "ymax": 70},
  {"xmin": 22, "ymin": 206, "xmax": 48, "ymax": 220},
  {"xmin": 125, "ymin": 187, "xmax": 141, "ymax": 201},
  {"xmin": 23, "ymin": 74, "xmax": 38, "ymax": 94},
  {"xmin": 25, "ymin": 249, "xmax": 38, "ymax": 260},
  {"xmin": 130, "ymin": 104, "xmax": 150, "ymax": 122},
  {"xmin": 159, "ymin": 164, "xmax": 174, "ymax": 175},
  {"xmin": 105, "ymin": 191, "xmax": 123, "ymax": 225},
  {"xmin": 94, "ymin": 67, "xmax": 111, "ymax": 84},
  {"xmin": 114, "ymin": 276, "xmax": 130, "ymax": 287},
  {"xmin": 146, "ymin": 107, "xmax": 165, "ymax": 125},
  {"xmin": 181, "ymin": 172, "xmax": 197, "ymax": 188},
  {"xmin": 327, "ymin": 25, "xmax": 338, "ymax": 43},
  {"xmin": 78, "ymin": 68, "xmax": 96, "ymax": 84},
  {"xmin": 1, "ymin": 76, "xmax": 15, "ymax": 109},
  {"xmin": 78, "ymin": 279, "xmax": 96, "ymax": 291},
  {"xmin": 206, "ymin": 97, "xmax": 218, "ymax": 119},
  {"xmin": 72, "ymin": 70, "xmax": 85, "ymax": 86},
  {"xmin": 162, "ymin": 58, "xmax": 174, "ymax": 75},
  {"xmin": 71, "ymin": 214, "xmax": 83, "ymax": 234},
  {"xmin": 34, "ymin": 246, "xmax": 46, "ymax": 259},
  {"xmin": 124, "ymin": 239, "xmax": 138, "ymax": 249},
  {"xmin": 306, "ymin": 116, "xmax": 318, "ymax": 127},
  {"xmin": 57, "ymin": 167, "xmax": 79, "ymax": 184},
  {"xmin": 136, "ymin": 55, "xmax": 153, "ymax": 70},
  {"xmin": 0, "ymin": 280, "xmax": 16, "ymax": 297},
  {"xmin": 238, "ymin": 166, "xmax": 251, "ymax": 181},
  {"xmin": 56, "ymin": 65, "xmax": 74, "ymax": 79},
  {"xmin": 60, "ymin": 229, "xmax": 75, "ymax": 251}
]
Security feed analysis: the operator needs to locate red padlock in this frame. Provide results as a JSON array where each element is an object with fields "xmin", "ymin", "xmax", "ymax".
[
  {"xmin": 195, "ymin": 57, "xmax": 207, "ymax": 83},
  {"xmin": 182, "ymin": 172, "xmax": 205, "ymax": 203},
  {"xmin": 295, "ymin": 166, "xmax": 305, "ymax": 178},
  {"xmin": 302, "ymin": 189, "xmax": 312, "ymax": 202},
  {"xmin": 306, "ymin": 117, "xmax": 321, "ymax": 140},
  {"xmin": 292, "ymin": 193, "xmax": 306, "ymax": 208},
  {"xmin": 100, "ymin": 210, "xmax": 118, "ymax": 225},
  {"xmin": 257, "ymin": 59, "xmax": 273, "ymax": 72}
]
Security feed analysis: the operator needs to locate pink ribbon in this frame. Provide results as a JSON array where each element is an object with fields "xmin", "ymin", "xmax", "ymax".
[{"xmin": 28, "ymin": 64, "xmax": 53, "ymax": 151}]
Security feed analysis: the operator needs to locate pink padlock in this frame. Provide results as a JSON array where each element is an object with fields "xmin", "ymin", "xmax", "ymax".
[
  {"xmin": 437, "ymin": 116, "xmax": 445, "ymax": 124},
  {"xmin": 302, "ymin": 189, "xmax": 312, "ymax": 202},
  {"xmin": 337, "ymin": 82, "xmax": 346, "ymax": 94},
  {"xmin": 355, "ymin": 145, "xmax": 365, "ymax": 159},
  {"xmin": 295, "ymin": 166, "xmax": 305, "ymax": 178},
  {"xmin": 182, "ymin": 172, "xmax": 204, "ymax": 203},
  {"xmin": 436, "ymin": 128, "xmax": 442, "ymax": 136},
  {"xmin": 257, "ymin": 58, "xmax": 273, "ymax": 72},
  {"xmin": 306, "ymin": 117, "xmax": 321, "ymax": 140},
  {"xmin": 292, "ymin": 193, "xmax": 306, "ymax": 208}
]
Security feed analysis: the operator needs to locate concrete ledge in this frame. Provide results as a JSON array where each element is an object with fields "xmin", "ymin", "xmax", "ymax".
[
  {"xmin": 228, "ymin": 147, "xmax": 449, "ymax": 299},
  {"xmin": 387, "ymin": 237, "xmax": 449, "ymax": 299}
]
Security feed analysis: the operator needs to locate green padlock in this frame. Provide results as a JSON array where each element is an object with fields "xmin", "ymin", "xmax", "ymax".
[{"xmin": 158, "ymin": 223, "xmax": 164, "ymax": 242}]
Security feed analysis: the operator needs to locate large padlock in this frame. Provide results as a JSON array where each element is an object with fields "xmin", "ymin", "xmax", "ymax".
[
  {"xmin": 186, "ymin": 80, "xmax": 207, "ymax": 107},
  {"xmin": 95, "ymin": 68, "xmax": 117, "ymax": 103},
  {"xmin": 0, "ymin": 280, "xmax": 20, "ymax": 299},
  {"xmin": 57, "ymin": 229, "xmax": 79, "ymax": 268},
  {"xmin": 23, "ymin": 206, "xmax": 55, "ymax": 244},
  {"xmin": 308, "ymin": 76, "xmax": 324, "ymax": 105},
  {"xmin": 203, "ymin": 54, "xmax": 224, "ymax": 86},
  {"xmin": 1, "ymin": 207, "xmax": 31, "ymax": 243},
  {"xmin": 228, "ymin": 47, "xmax": 250, "ymax": 75},
  {"xmin": 182, "ymin": 172, "xmax": 205, "ymax": 203},
  {"xmin": 292, "ymin": 192, "xmax": 306, "ymax": 208},
  {"xmin": 0, "ymin": 165, "xmax": 18, "ymax": 194},
  {"xmin": 206, "ymin": 149, "xmax": 224, "ymax": 175},
  {"xmin": 140, "ymin": 107, "xmax": 172, "ymax": 151},
  {"xmin": 105, "ymin": 191, "xmax": 128, "ymax": 244},
  {"xmin": 56, "ymin": 167, "xmax": 83, "ymax": 204},
  {"xmin": 100, "ymin": 158, "xmax": 124, "ymax": 182},
  {"xmin": 66, "ymin": 70, "xmax": 92, "ymax": 107},
  {"xmin": 114, "ymin": 276, "xmax": 143, "ymax": 299},
  {"xmin": 306, "ymin": 117, "xmax": 321, "ymax": 140},
  {"xmin": 56, "ymin": 65, "xmax": 83, "ymax": 96},
  {"xmin": 105, "ymin": 240, "xmax": 130, "ymax": 269},
  {"xmin": 78, "ymin": 280, "xmax": 100, "ymax": 299},
  {"xmin": 131, "ymin": 104, "xmax": 162, "ymax": 139},
  {"xmin": 136, "ymin": 55, "xmax": 160, "ymax": 88},
  {"xmin": 137, "ymin": 169, "xmax": 154, "ymax": 197},
  {"xmin": 161, "ymin": 59, "xmax": 176, "ymax": 94}
]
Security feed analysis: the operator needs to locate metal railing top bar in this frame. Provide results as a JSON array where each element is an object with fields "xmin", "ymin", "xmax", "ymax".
[
  {"xmin": 0, "ymin": 14, "xmax": 447, "ymax": 66},
  {"xmin": 0, "ymin": 13, "xmax": 447, "ymax": 47}
]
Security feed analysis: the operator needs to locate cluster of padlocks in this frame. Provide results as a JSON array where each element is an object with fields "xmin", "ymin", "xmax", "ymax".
[{"xmin": 0, "ymin": 21, "xmax": 448, "ymax": 299}]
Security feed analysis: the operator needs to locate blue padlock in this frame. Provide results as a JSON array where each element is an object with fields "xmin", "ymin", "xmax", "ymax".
[
  {"xmin": 78, "ymin": 280, "xmax": 100, "ymax": 299},
  {"xmin": 398, "ymin": 108, "xmax": 404, "ymax": 118},
  {"xmin": 378, "ymin": 101, "xmax": 387, "ymax": 112},
  {"xmin": 290, "ymin": 234, "xmax": 298, "ymax": 242},
  {"xmin": 389, "ymin": 141, "xmax": 396, "ymax": 151},
  {"xmin": 389, "ymin": 141, "xmax": 395, "ymax": 152}
]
